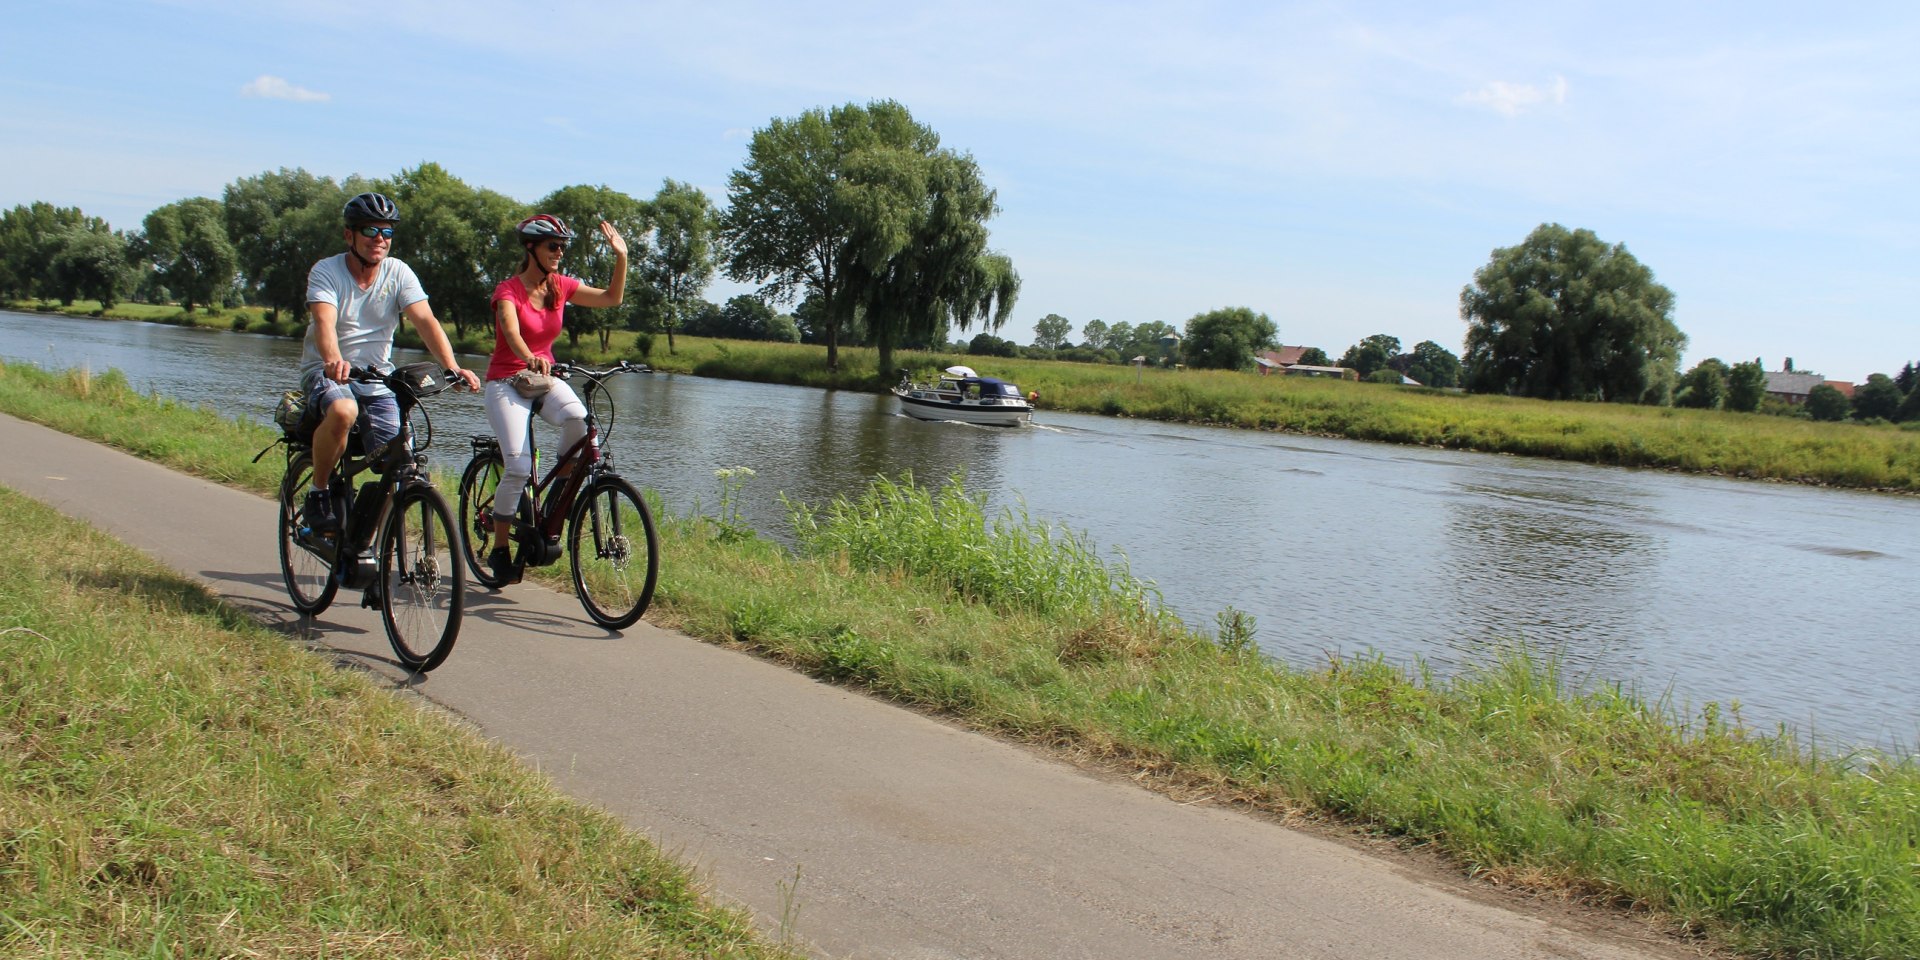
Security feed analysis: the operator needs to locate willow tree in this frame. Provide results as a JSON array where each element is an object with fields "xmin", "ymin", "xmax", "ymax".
[
  {"xmin": 857, "ymin": 146, "xmax": 1020, "ymax": 377},
  {"xmin": 722, "ymin": 100, "xmax": 1016, "ymax": 374},
  {"xmin": 1461, "ymin": 223, "xmax": 1684, "ymax": 404}
]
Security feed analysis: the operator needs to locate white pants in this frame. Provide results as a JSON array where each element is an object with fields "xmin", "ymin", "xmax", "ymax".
[{"xmin": 484, "ymin": 378, "xmax": 588, "ymax": 522}]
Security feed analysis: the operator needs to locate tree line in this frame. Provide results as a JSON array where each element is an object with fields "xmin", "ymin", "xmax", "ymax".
[
  {"xmin": 1005, "ymin": 222, "xmax": 1913, "ymax": 421},
  {"xmin": 0, "ymin": 100, "xmax": 1025, "ymax": 373}
]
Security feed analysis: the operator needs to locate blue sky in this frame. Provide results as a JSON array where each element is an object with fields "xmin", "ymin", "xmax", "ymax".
[{"xmin": 5, "ymin": 1, "xmax": 1915, "ymax": 380}]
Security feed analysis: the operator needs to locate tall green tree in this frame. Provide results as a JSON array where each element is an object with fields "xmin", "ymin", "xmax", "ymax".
[
  {"xmin": 0, "ymin": 203, "xmax": 95, "ymax": 300},
  {"xmin": 857, "ymin": 146, "xmax": 1020, "ymax": 377},
  {"xmin": 1182, "ymin": 307, "xmax": 1277, "ymax": 370},
  {"xmin": 1121, "ymin": 321, "xmax": 1179, "ymax": 361},
  {"xmin": 1397, "ymin": 340, "xmax": 1461, "ymax": 388},
  {"xmin": 723, "ymin": 100, "xmax": 1017, "ymax": 375},
  {"xmin": 1895, "ymin": 379, "xmax": 1920, "ymax": 423},
  {"xmin": 1106, "ymin": 322, "xmax": 1135, "ymax": 356},
  {"xmin": 1080, "ymin": 318, "xmax": 1109, "ymax": 350},
  {"xmin": 47, "ymin": 224, "xmax": 130, "ymax": 307},
  {"xmin": 535, "ymin": 184, "xmax": 650, "ymax": 351},
  {"xmin": 382, "ymin": 163, "xmax": 522, "ymax": 341},
  {"xmin": 141, "ymin": 197, "xmax": 236, "ymax": 312},
  {"xmin": 223, "ymin": 168, "xmax": 345, "ymax": 320},
  {"xmin": 1461, "ymin": 223, "xmax": 1685, "ymax": 404},
  {"xmin": 1676, "ymin": 358, "xmax": 1730, "ymax": 409},
  {"xmin": 1894, "ymin": 361, "xmax": 1918, "ymax": 397},
  {"xmin": 1297, "ymin": 346, "xmax": 1331, "ymax": 366},
  {"xmin": 1850, "ymin": 373, "xmax": 1903, "ymax": 421},
  {"xmin": 1339, "ymin": 334, "xmax": 1401, "ymax": 377},
  {"xmin": 721, "ymin": 105, "xmax": 868, "ymax": 370},
  {"xmin": 633, "ymin": 179, "xmax": 718, "ymax": 353},
  {"xmin": 1033, "ymin": 313, "xmax": 1072, "ymax": 350},
  {"xmin": 1726, "ymin": 359, "xmax": 1768, "ymax": 412},
  {"xmin": 639, "ymin": 179, "xmax": 719, "ymax": 354}
]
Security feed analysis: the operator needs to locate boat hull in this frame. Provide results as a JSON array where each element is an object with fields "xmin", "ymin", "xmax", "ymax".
[{"xmin": 892, "ymin": 387, "xmax": 1033, "ymax": 427}]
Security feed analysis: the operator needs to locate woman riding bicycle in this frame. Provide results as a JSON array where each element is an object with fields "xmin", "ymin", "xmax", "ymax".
[{"xmin": 483, "ymin": 213, "xmax": 628, "ymax": 583}]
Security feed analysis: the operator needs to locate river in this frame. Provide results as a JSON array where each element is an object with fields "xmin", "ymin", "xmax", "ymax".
[{"xmin": 3, "ymin": 309, "xmax": 1915, "ymax": 754}]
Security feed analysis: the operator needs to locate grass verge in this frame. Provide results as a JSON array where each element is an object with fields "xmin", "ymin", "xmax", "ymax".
[
  {"xmin": 4, "ymin": 357, "xmax": 1917, "ymax": 959},
  {"xmin": 0, "ymin": 485, "xmax": 797, "ymax": 958}
]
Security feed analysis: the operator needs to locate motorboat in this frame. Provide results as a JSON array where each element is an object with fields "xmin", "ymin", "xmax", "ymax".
[{"xmin": 892, "ymin": 365, "xmax": 1035, "ymax": 427}]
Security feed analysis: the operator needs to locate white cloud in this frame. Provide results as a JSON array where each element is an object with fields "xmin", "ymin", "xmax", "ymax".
[
  {"xmin": 239, "ymin": 75, "xmax": 329, "ymax": 102},
  {"xmin": 1458, "ymin": 75, "xmax": 1568, "ymax": 117}
]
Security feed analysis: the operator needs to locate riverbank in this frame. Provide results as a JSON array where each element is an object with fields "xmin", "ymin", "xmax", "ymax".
[
  {"xmin": 13, "ymin": 299, "xmax": 1919, "ymax": 492},
  {"xmin": 3, "ymin": 356, "xmax": 1915, "ymax": 959},
  {"xmin": 0, "ymin": 484, "xmax": 796, "ymax": 957}
]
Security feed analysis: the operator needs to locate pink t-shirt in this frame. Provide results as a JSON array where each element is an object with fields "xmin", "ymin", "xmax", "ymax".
[{"xmin": 486, "ymin": 273, "xmax": 583, "ymax": 380}]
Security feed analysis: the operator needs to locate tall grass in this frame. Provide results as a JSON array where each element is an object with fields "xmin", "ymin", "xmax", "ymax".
[
  {"xmin": 0, "ymin": 487, "xmax": 795, "ymax": 958},
  {"xmin": 784, "ymin": 472, "xmax": 1172, "ymax": 626}
]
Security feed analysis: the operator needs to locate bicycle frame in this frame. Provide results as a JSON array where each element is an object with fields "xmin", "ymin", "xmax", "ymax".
[
  {"xmin": 287, "ymin": 370, "xmax": 435, "ymax": 589},
  {"xmin": 482, "ymin": 362, "xmax": 638, "ymax": 558}
]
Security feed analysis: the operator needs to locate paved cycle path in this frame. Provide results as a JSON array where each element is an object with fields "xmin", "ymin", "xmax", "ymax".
[{"xmin": 1, "ymin": 412, "xmax": 1698, "ymax": 960}]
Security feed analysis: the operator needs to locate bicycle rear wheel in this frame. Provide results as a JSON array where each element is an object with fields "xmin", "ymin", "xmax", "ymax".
[
  {"xmin": 456, "ymin": 450, "xmax": 511, "ymax": 588},
  {"xmin": 278, "ymin": 451, "xmax": 338, "ymax": 615},
  {"xmin": 378, "ymin": 485, "xmax": 464, "ymax": 671},
  {"xmin": 568, "ymin": 476, "xmax": 658, "ymax": 630}
]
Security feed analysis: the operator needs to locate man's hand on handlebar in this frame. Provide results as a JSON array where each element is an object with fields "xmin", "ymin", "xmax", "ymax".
[
  {"xmin": 450, "ymin": 367, "xmax": 481, "ymax": 392},
  {"xmin": 324, "ymin": 358, "xmax": 352, "ymax": 383}
]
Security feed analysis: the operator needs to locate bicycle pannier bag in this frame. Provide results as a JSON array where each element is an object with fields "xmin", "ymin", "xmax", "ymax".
[{"xmin": 273, "ymin": 390, "xmax": 304, "ymax": 434}]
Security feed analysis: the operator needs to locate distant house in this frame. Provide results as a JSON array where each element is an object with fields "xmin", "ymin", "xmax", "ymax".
[{"xmin": 1763, "ymin": 370, "xmax": 1855, "ymax": 404}]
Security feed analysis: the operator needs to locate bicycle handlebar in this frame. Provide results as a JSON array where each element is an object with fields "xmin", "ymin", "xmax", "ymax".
[{"xmin": 551, "ymin": 361, "xmax": 651, "ymax": 380}]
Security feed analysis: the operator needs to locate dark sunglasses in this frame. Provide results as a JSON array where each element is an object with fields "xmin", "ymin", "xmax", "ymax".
[
  {"xmin": 355, "ymin": 225, "xmax": 395, "ymax": 239},
  {"xmin": 542, "ymin": 241, "xmax": 569, "ymax": 253}
]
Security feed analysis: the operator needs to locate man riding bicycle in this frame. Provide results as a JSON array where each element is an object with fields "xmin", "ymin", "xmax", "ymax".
[{"xmin": 300, "ymin": 192, "xmax": 481, "ymax": 534}]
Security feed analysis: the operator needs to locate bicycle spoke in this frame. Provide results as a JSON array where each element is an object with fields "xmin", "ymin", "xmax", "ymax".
[
  {"xmin": 278, "ymin": 452, "xmax": 338, "ymax": 614},
  {"xmin": 569, "ymin": 477, "xmax": 657, "ymax": 630},
  {"xmin": 381, "ymin": 486, "xmax": 463, "ymax": 671}
]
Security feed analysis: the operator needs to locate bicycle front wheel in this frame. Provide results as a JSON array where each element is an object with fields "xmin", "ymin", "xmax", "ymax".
[
  {"xmin": 568, "ymin": 476, "xmax": 658, "ymax": 630},
  {"xmin": 456, "ymin": 450, "xmax": 510, "ymax": 588},
  {"xmin": 378, "ymin": 485, "xmax": 464, "ymax": 671},
  {"xmin": 278, "ymin": 451, "xmax": 338, "ymax": 615}
]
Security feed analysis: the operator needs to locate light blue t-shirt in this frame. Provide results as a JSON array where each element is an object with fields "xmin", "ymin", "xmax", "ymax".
[{"xmin": 300, "ymin": 254, "xmax": 429, "ymax": 381}]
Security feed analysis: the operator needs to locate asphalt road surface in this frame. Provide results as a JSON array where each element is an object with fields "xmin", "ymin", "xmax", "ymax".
[{"xmin": 1, "ymin": 413, "xmax": 1701, "ymax": 960}]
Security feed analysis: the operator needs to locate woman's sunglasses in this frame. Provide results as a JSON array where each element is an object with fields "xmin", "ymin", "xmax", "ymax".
[
  {"xmin": 355, "ymin": 225, "xmax": 396, "ymax": 239},
  {"xmin": 542, "ymin": 241, "xmax": 569, "ymax": 253}
]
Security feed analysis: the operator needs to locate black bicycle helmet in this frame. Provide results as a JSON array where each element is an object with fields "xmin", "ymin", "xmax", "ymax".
[
  {"xmin": 517, "ymin": 214, "xmax": 576, "ymax": 242},
  {"xmin": 343, "ymin": 192, "xmax": 401, "ymax": 224}
]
